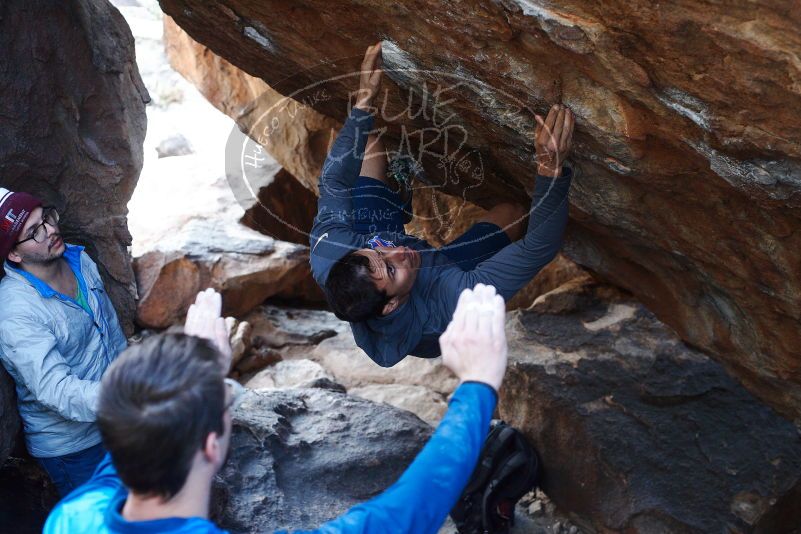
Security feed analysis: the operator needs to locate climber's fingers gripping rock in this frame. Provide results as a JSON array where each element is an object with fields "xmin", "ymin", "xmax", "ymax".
[{"xmin": 534, "ymin": 104, "xmax": 575, "ymax": 178}]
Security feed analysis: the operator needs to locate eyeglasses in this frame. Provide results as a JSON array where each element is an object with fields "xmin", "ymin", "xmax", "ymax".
[
  {"xmin": 15, "ymin": 207, "xmax": 60, "ymax": 246},
  {"xmin": 224, "ymin": 378, "xmax": 245, "ymax": 412}
]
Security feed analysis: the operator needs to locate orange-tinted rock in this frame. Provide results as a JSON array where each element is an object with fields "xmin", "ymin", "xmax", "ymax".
[
  {"xmin": 159, "ymin": 0, "xmax": 801, "ymax": 420},
  {"xmin": 134, "ymin": 242, "xmax": 314, "ymax": 329},
  {"xmin": 130, "ymin": 153, "xmax": 320, "ymax": 329},
  {"xmin": 0, "ymin": 0, "xmax": 148, "ymax": 334},
  {"xmin": 163, "ymin": 16, "xmax": 338, "ymax": 194}
]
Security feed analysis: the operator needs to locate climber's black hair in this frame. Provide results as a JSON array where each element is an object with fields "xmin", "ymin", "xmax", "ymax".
[{"xmin": 325, "ymin": 251, "xmax": 389, "ymax": 322}]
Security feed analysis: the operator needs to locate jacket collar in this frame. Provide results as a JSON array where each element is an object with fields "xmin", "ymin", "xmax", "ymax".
[{"xmin": 3, "ymin": 244, "xmax": 87, "ymax": 299}]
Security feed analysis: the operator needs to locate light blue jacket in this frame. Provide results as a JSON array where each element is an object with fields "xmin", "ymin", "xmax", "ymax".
[
  {"xmin": 44, "ymin": 382, "xmax": 496, "ymax": 534},
  {"xmin": 0, "ymin": 244, "xmax": 127, "ymax": 457}
]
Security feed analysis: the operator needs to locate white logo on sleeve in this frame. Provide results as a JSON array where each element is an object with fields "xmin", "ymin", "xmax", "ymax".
[{"xmin": 312, "ymin": 232, "xmax": 329, "ymax": 253}]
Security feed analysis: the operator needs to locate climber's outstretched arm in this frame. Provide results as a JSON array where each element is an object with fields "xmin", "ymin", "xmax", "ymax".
[
  {"xmin": 436, "ymin": 105, "xmax": 575, "ymax": 307},
  {"xmin": 311, "ymin": 43, "xmax": 382, "ymax": 238}
]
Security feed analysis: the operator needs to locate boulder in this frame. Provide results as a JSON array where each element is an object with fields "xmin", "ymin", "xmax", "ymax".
[
  {"xmin": 349, "ymin": 384, "xmax": 447, "ymax": 427},
  {"xmin": 244, "ymin": 359, "xmax": 334, "ymax": 390},
  {"xmin": 499, "ymin": 295, "xmax": 801, "ymax": 532},
  {"xmin": 239, "ymin": 168, "xmax": 318, "ymax": 245},
  {"xmin": 0, "ymin": 0, "xmax": 148, "ymax": 334},
  {"xmin": 243, "ymin": 305, "xmax": 345, "ymax": 350},
  {"xmin": 243, "ymin": 304, "xmax": 458, "ymax": 424},
  {"xmin": 155, "ymin": 133, "xmax": 193, "ymax": 158},
  {"xmin": 245, "ymin": 305, "xmax": 458, "ymax": 395},
  {"xmin": 211, "ymin": 387, "xmax": 432, "ymax": 532},
  {"xmin": 130, "ymin": 155, "xmax": 316, "ymax": 328},
  {"xmin": 507, "ymin": 254, "xmax": 594, "ymax": 311},
  {"xmin": 159, "ymin": 0, "xmax": 801, "ymax": 420},
  {"xmin": 134, "ymin": 239, "xmax": 312, "ymax": 329},
  {"xmin": 309, "ymin": 331, "xmax": 458, "ymax": 396}
]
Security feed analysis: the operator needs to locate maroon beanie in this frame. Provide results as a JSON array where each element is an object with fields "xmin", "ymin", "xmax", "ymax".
[{"xmin": 0, "ymin": 188, "xmax": 43, "ymax": 262}]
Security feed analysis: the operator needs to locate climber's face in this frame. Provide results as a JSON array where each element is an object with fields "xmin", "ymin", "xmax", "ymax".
[{"xmin": 355, "ymin": 245, "xmax": 420, "ymax": 315}]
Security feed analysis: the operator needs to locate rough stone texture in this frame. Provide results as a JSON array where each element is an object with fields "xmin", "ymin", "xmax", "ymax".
[
  {"xmin": 211, "ymin": 387, "xmax": 432, "ymax": 533},
  {"xmin": 241, "ymin": 304, "xmax": 458, "ymax": 424},
  {"xmin": 242, "ymin": 305, "xmax": 344, "ymax": 351},
  {"xmin": 244, "ymin": 359, "xmax": 334, "ymax": 390},
  {"xmin": 309, "ymin": 331, "xmax": 459, "ymax": 395},
  {"xmin": 162, "ymin": 14, "xmax": 605, "ymax": 312},
  {"xmin": 159, "ymin": 0, "xmax": 801, "ymax": 420},
  {"xmin": 0, "ymin": 0, "xmax": 149, "ymax": 334},
  {"xmin": 350, "ymin": 384, "xmax": 448, "ymax": 427},
  {"xmin": 0, "ymin": 368, "xmax": 20, "ymax": 470},
  {"xmin": 228, "ymin": 318, "xmax": 253, "ymax": 370},
  {"xmin": 130, "ymin": 154, "xmax": 316, "ymax": 328},
  {"xmin": 507, "ymin": 254, "xmax": 592, "ymax": 311},
  {"xmin": 134, "ymin": 232, "xmax": 312, "ymax": 329},
  {"xmin": 499, "ymin": 295, "xmax": 801, "ymax": 532},
  {"xmin": 0, "ymin": 456, "xmax": 59, "ymax": 534}
]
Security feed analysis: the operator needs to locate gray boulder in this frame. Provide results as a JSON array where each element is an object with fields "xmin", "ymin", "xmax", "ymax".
[
  {"xmin": 211, "ymin": 387, "xmax": 432, "ymax": 532},
  {"xmin": 500, "ymin": 296, "xmax": 801, "ymax": 532}
]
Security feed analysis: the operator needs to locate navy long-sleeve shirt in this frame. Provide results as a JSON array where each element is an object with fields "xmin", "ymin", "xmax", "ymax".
[{"xmin": 310, "ymin": 107, "xmax": 572, "ymax": 366}]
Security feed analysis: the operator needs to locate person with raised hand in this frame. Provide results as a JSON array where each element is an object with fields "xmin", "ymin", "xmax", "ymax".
[
  {"xmin": 183, "ymin": 287, "xmax": 232, "ymax": 373},
  {"xmin": 45, "ymin": 283, "xmax": 510, "ymax": 534}
]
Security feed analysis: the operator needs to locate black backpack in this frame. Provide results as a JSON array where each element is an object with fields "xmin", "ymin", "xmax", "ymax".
[{"xmin": 450, "ymin": 420, "xmax": 542, "ymax": 534}]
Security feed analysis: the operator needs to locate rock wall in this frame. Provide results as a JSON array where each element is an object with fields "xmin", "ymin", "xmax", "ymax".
[
  {"xmin": 158, "ymin": 0, "xmax": 801, "ymax": 420},
  {"xmin": 500, "ymin": 285, "xmax": 801, "ymax": 532},
  {"xmin": 0, "ymin": 369, "xmax": 20, "ymax": 471},
  {"xmin": 229, "ymin": 286, "xmax": 801, "ymax": 531},
  {"xmin": 0, "ymin": 0, "xmax": 149, "ymax": 334}
]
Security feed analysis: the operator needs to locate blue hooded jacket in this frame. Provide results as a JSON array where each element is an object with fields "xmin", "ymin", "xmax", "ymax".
[{"xmin": 310, "ymin": 108, "xmax": 572, "ymax": 367}]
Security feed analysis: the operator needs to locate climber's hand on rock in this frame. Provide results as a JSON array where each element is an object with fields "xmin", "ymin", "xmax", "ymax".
[
  {"xmin": 439, "ymin": 283, "xmax": 508, "ymax": 393},
  {"xmin": 354, "ymin": 42, "xmax": 383, "ymax": 112},
  {"xmin": 184, "ymin": 288, "xmax": 233, "ymax": 374},
  {"xmin": 535, "ymin": 104, "xmax": 574, "ymax": 178}
]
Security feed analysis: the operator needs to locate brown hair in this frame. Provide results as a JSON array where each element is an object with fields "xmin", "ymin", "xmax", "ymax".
[{"xmin": 97, "ymin": 333, "xmax": 226, "ymax": 499}]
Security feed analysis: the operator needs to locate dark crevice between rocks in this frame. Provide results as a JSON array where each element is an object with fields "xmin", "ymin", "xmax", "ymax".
[
  {"xmin": 0, "ymin": 455, "xmax": 59, "ymax": 533},
  {"xmin": 239, "ymin": 168, "xmax": 317, "ymax": 246}
]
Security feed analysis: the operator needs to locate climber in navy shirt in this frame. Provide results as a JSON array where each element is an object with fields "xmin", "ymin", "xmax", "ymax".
[
  {"xmin": 44, "ymin": 284, "xmax": 509, "ymax": 534},
  {"xmin": 311, "ymin": 43, "xmax": 575, "ymax": 367}
]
